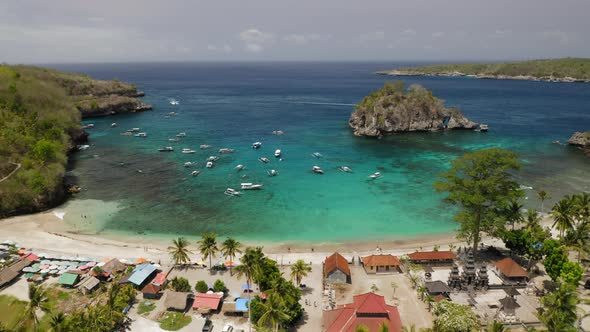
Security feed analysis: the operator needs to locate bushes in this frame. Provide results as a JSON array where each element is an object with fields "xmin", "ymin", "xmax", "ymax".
[
  {"xmin": 213, "ymin": 279, "xmax": 226, "ymax": 293},
  {"xmin": 170, "ymin": 277, "xmax": 191, "ymax": 292},
  {"xmin": 195, "ymin": 280, "xmax": 208, "ymax": 293}
]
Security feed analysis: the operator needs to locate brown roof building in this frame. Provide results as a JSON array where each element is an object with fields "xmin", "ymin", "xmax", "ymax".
[
  {"xmin": 165, "ymin": 291, "xmax": 191, "ymax": 312},
  {"xmin": 495, "ymin": 258, "xmax": 528, "ymax": 280},
  {"xmin": 324, "ymin": 253, "xmax": 351, "ymax": 284},
  {"xmin": 408, "ymin": 251, "xmax": 456, "ymax": 265},
  {"xmin": 323, "ymin": 292, "xmax": 402, "ymax": 332},
  {"xmin": 361, "ymin": 255, "xmax": 401, "ymax": 274},
  {"xmin": 0, "ymin": 258, "xmax": 32, "ymax": 289}
]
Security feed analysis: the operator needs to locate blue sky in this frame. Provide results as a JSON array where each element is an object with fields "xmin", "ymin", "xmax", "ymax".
[{"xmin": 1, "ymin": 0, "xmax": 589, "ymax": 63}]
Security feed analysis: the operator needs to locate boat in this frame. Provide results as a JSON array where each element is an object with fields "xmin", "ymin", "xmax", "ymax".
[
  {"xmin": 206, "ymin": 161, "xmax": 214, "ymax": 168},
  {"xmin": 134, "ymin": 132, "xmax": 148, "ymax": 138},
  {"xmin": 191, "ymin": 170, "xmax": 201, "ymax": 176},
  {"xmin": 207, "ymin": 156, "xmax": 220, "ymax": 162},
  {"xmin": 219, "ymin": 148, "xmax": 234, "ymax": 154},
  {"xmin": 312, "ymin": 166, "xmax": 324, "ymax": 174},
  {"xmin": 120, "ymin": 132, "xmax": 132, "ymax": 136},
  {"xmin": 111, "ymin": 123, "xmax": 117, "ymax": 127},
  {"xmin": 127, "ymin": 128, "xmax": 140, "ymax": 133},
  {"xmin": 170, "ymin": 99, "xmax": 179, "ymax": 105},
  {"xmin": 168, "ymin": 112, "xmax": 177, "ymax": 116},
  {"xmin": 475, "ymin": 124, "xmax": 489, "ymax": 132},
  {"xmin": 168, "ymin": 138, "xmax": 181, "ymax": 142},
  {"xmin": 267, "ymin": 169, "xmax": 278, "ymax": 177},
  {"xmin": 158, "ymin": 147, "xmax": 174, "ymax": 152},
  {"xmin": 312, "ymin": 152, "xmax": 323, "ymax": 158},
  {"xmin": 224, "ymin": 188, "xmax": 241, "ymax": 196},
  {"xmin": 259, "ymin": 157, "xmax": 270, "ymax": 163},
  {"xmin": 274, "ymin": 149, "xmax": 281, "ymax": 157},
  {"xmin": 241, "ymin": 183, "xmax": 263, "ymax": 190},
  {"xmin": 252, "ymin": 142, "xmax": 262, "ymax": 149},
  {"xmin": 369, "ymin": 172, "xmax": 382, "ymax": 179},
  {"xmin": 176, "ymin": 132, "xmax": 187, "ymax": 137},
  {"xmin": 77, "ymin": 145, "xmax": 90, "ymax": 151},
  {"xmin": 272, "ymin": 130, "xmax": 284, "ymax": 135},
  {"xmin": 82, "ymin": 124, "xmax": 94, "ymax": 129},
  {"xmin": 235, "ymin": 164, "xmax": 245, "ymax": 171},
  {"xmin": 182, "ymin": 148, "xmax": 196, "ymax": 154},
  {"xmin": 338, "ymin": 166, "xmax": 353, "ymax": 173},
  {"xmin": 184, "ymin": 162, "xmax": 196, "ymax": 167},
  {"xmin": 200, "ymin": 144, "xmax": 212, "ymax": 150}
]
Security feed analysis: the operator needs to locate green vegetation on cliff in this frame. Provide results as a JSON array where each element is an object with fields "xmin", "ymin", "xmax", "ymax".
[{"xmin": 383, "ymin": 58, "xmax": 590, "ymax": 81}]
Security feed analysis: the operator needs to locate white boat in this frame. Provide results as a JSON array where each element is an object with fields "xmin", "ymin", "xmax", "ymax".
[
  {"xmin": 252, "ymin": 142, "xmax": 262, "ymax": 149},
  {"xmin": 219, "ymin": 148, "xmax": 234, "ymax": 154},
  {"xmin": 170, "ymin": 99, "xmax": 179, "ymax": 105},
  {"xmin": 224, "ymin": 188, "xmax": 241, "ymax": 196},
  {"xmin": 158, "ymin": 147, "xmax": 174, "ymax": 152},
  {"xmin": 207, "ymin": 156, "xmax": 220, "ymax": 162},
  {"xmin": 312, "ymin": 166, "xmax": 324, "ymax": 174},
  {"xmin": 479, "ymin": 124, "xmax": 489, "ymax": 131},
  {"xmin": 259, "ymin": 157, "xmax": 270, "ymax": 163},
  {"xmin": 82, "ymin": 124, "xmax": 94, "ymax": 129},
  {"xmin": 176, "ymin": 132, "xmax": 187, "ymax": 137},
  {"xmin": 272, "ymin": 130, "xmax": 284, "ymax": 135},
  {"xmin": 184, "ymin": 162, "xmax": 195, "ymax": 167},
  {"xmin": 191, "ymin": 170, "xmax": 201, "ymax": 176},
  {"xmin": 127, "ymin": 128, "xmax": 140, "ymax": 133},
  {"xmin": 111, "ymin": 123, "xmax": 117, "ymax": 127},
  {"xmin": 235, "ymin": 164, "xmax": 245, "ymax": 171},
  {"xmin": 168, "ymin": 138, "xmax": 180, "ymax": 142},
  {"xmin": 274, "ymin": 149, "xmax": 281, "ymax": 157},
  {"xmin": 200, "ymin": 144, "xmax": 212, "ymax": 150},
  {"xmin": 369, "ymin": 172, "xmax": 382, "ymax": 179},
  {"xmin": 338, "ymin": 166, "xmax": 353, "ymax": 173},
  {"xmin": 77, "ymin": 145, "xmax": 90, "ymax": 151},
  {"xmin": 182, "ymin": 148, "xmax": 196, "ymax": 154},
  {"xmin": 312, "ymin": 152, "xmax": 323, "ymax": 158},
  {"xmin": 134, "ymin": 132, "xmax": 148, "ymax": 138},
  {"xmin": 267, "ymin": 169, "xmax": 278, "ymax": 177},
  {"xmin": 168, "ymin": 112, "xmax": 177, "ymax": 116},
  {"xmin": 241, "ymin": 183, "xmax": 263, "ymax": 190},
  {"xmin": 206, "ymin": 161, "xmax": 214, "ymax": 168}
]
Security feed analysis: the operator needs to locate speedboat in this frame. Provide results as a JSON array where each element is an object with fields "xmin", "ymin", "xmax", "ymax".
[
  {"xmin": 169, "ymin": 137, "xmax": 180, "ymax": 142},
  {"xmin": 134, "ymin": 132, "xmax": 148, "ymax": 138},
  {"xmin": 369, "ymin": 172, "xmax": 382, "ymax": 179},
  {"xmin": 224, "ymin": 188, "xmax": 241, "ymax": 196},
  {"xmin": 176, "ymin": 132, "xmax": 187, "ymax": 137},
  {"xmin": 184, "ymin": 162, "xmax": 195, "ymax": 167},
  {"xmin": 274, "ymin": 149, "xmax": 281, "ymax": 157},
  {"xmin": 207, "ymin": 156, "xmax": 220, "ymax": 162},
  {"xmin": 158, "ymin": 147, "xmax": 174, "ymax": 152},
  {"xmin": 252, "ymin": 142, "xmax": 262, "ymax": 149},
  {"xmin": 111, "ymin": 123, "xmax": 117, "ymax": 127},
  {"xmin": 312, "ymin": 166, "xmax": 324, "ymax": 174},
  {"xmin": 235, "ymin": 164, "xmax": 245, "ymax": 171},
  {"xmin": 170, "ymin": 99, "xmax": 179, "ymax": 105},
  {"xmin": 200, "ymin": 144, "xmax": 212, "ymax": 150},
  {"xmin": 206, "ymin": 161, "xmax": 214, "ymax": 168},
  {"xmin": 312, "ymin": 152, "xmax": 322, "ymax": 158},
  {"xmin": 182, "ymin": 148, "xmax": 196, "ymax": 154},
  {"xmin": 241, "ymin": 183, "xmax": 263, "ymax": 190},
  {"xmin": 191, "ymin": 170, "xmax": 201, "ymax": 176},
  {"xmin": 259, "ymin": 157, "xmax": 270, "ymax": 163},
  {"xmin": 219, "ymin": 148, "xmax": 234, "ymax": 154},
  {"xmin": 267, "ymin": 169, "xmax": 278, "ymax": 177},
  {"xmin": 338, "ymin": 166, "xmax": 353, "ymax": 173},
  {"xmin": 272, "ymin": 130, "xmax": 284, "ymax": 135},
  {"xmin": 127, "ymin": 128, "xmax": 140, "ymax": 133}
]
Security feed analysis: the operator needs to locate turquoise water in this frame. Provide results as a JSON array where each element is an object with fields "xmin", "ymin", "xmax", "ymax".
[{"xmin": 51, "ymin": 62, "xmax": 590, "ymax": 243}]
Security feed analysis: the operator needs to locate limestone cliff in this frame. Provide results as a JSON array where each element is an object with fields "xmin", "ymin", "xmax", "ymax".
[{"xmin": 568, "ymin": 132, "xmax": 590, "ymax": 156}]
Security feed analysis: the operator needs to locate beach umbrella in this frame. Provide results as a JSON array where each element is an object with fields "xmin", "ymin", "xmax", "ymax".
[
  {"xmin": 40, "ymin": 269, "xmax": 50, "ymax": 274},
  {"xmin": 41, "ymin": 260, "xmax": 51, "ymax": 265},
  {"xmin": 224, "ymin": 260, "xmax": 234, "ymax": 266}
]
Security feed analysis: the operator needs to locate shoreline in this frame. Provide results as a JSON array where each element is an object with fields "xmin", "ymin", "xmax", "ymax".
[{"xmin": 376, "ymin": 70, "xmax": 590, "ymax": 83}]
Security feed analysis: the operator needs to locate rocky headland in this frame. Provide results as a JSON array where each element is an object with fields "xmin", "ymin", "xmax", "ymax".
[
  {"xmin": 349, "ymin": 81, "xmax": 478, "ymax": 137},
  {"xmin": 568, "ymin": 132, "xmax": 590, "ymax": 156}
]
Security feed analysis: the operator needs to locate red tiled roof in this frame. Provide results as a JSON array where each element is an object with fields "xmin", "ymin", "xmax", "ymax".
[
  {"xmin": 361, "ymin": 255, "xmax": 400, "ymax": 267},
  {"xmin": 151, "ymin": 272, "xmax": 167, "ymax": 286},
  {"xmin": 495, "ymin": 258, "xmax": 527, "ymax": 278},
  {"xmin": 22, "ymin": 253, "xmax": 39, "ymax": 262},
  {"xmin": 141, "ymin": 283, "xmax": 161, "ymax": 295},
  {"xmin": 408, "ymin": 251, "xmax": 456, "ymax": 261},
  {"xmin": 192, "ymin": 293, "xmax": 223, "ymax": 310},
  {"xmin": 325, "ymin": 253, "xmax": 351, "ymax": 277},
  {"xmin": 323, "ymin": 292, "xmax": 402, "ymax": 332}
]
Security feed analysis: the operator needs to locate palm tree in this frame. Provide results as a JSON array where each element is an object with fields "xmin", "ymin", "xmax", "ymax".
[
  {"xmin": 552, "ymin": 198, "xmax": 575, "ymax": 238},
  {"xmin": 390, "ymin": 281, "xmax": 398, "ymax": 300},
  {"xmin": 198, "ymin": 233, "xmax": 219, "ymax": 272},
  {"xmin": 167, "ymin": 237, "xmax": 192, "ymax": 268},
  {"xmin": 50, "ymin": 312, "xmax": 66, "ymax": 332},
  {"xmin": 408, "ymin": 273, "xmax": 421, "ymax": 289},
  {"xmin": 564, "ymin": 221, "xmax": 590, "ymax": 262},
  {"xmin": 575, "ymin": 192, "xmax": 590, "ymax": 223},
  {"xmin": 537, "ymin": 190, "xmax": 549, "ymax": 213},
  {"xmin": 525, "ymin": 209, "xmax": 542, "ymax": 232},
  {"xmin": 487, "ymin": 320, "xmax": 508, "ymax": 332},
  {"xmin": 221, "ymin": 237, "xmax": 242, "ymax": 276},
  {"xmin": 24, "ymin": 284, "xmax": 49, "ymax": 331},
  {"xmin": 423, "ymin": 293, "xmax": 435, "ymax": 312},
  {"xmin": 235, "ymin": 247, "xmax": 264, "ymax": 292},
  {"xmin": 355, "ymin": 325, "xmax": 370, "ymax": 332},
  {"xmin": 401, "ymin": 325, "xmax": 417, "ymax": 332},
  {"xmin": 290, "ymin": 259, "xmax": 312, "ymax": 286},
  {"xmin": 504, "ymin": 200, "xmax": 524, "ymax": 230},
  {"xmin": 379, "ymin": 323, "xmax": 389, "ymax": 332},
  {"xmin": 539, "ymin": 282, "xmax": 578, "ymax": 332},
  {"xmin": 257, "ymin": 293, "xmax": 290, "ymax": 332}
]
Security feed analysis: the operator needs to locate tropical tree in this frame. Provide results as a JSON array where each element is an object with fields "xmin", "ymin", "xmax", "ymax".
[
  {"xmin": 167, "ymin": 237, "xmax": 192, "ymax": 268},
  {"xmin": 563, "ymin": 221, "xmax": 590, "ymax": 261},
  {"xmin": 525, "ymin": 209, "xmax": 542, "ymax": 232},
  {"xmin": 552, "ymin": 198, "xmax": 575, "ymax": 238},
  {"xmin": 50, "ymin": 312, "xmax": 66, "ymax": 332},
  {"xmin": 198, "ymin": 233, "xmax": 219, "ymax": 272},
  {"xmin": 432, "ymin": 300, "xmax": 480, "ymax": 332},
  {"xmin": 379, "ymin": 323, "xmax": 389, "ymax": 332},
  {"xmin": 24, "ymin": 284, "xmax": 49, "ymax": 331},
  {"xmin": 424, "ymin": 293, "xmax": 435, "ymax": 312},
  {"xmin": 256, "ymin": 293, "xmax": 290, "ymax": 332},
  {"xmin": 487, "ymin": 320, "xmax": 509, "ymax": 332},
  {"xmin": 537, "ymin": 190, "xmax": 549, "ymax": 213},
  {"xmin": 221, "ymin": 237, "xmax": 242, "ymax": 275},
  {"xmin": 538, "ymin": 282, "xmax": 578, "ymax": 332},
  {"xmin": 235, "ymin": 247, "xmax": 264, "ymax": 292},
  {"xmin": 408, "ymin": 272, "xmax": 421, "ymax": 289},
  {"xmin": 504, "ymin": 199, "xmax": 524, "ymax": 230},
  {"xmin": 391, "ymin": 281, "xmax": 398, "ymax": 299},
  {"xmin": 434, "ymin": 148, "xmax": 523, "ymax": 258},
  {"xmin": 355, "ymin": 325, "xmax": 370, "ymax": 332},
  {"xmin": 574, "ymin": 192, "xmax": 590, "ymax": 222},
  {"xmin": 401, "ymin": 325, "xmax": 417, "ymax": 332},
  {"xmin": 290, "ymin": 259, "xmax": 312, "ymax": 286},
  {"xmin": 560, "ymin": 261, "xmax": 583, "ymax": 286}
]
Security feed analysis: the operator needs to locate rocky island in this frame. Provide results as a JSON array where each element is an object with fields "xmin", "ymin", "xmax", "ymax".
[
  {"xmin": 377, "ymin": 58, "xmax": 590, "ymax": 83},
  {"xmin": 0, "ymin": 65, "xmax": 151, "ymax": 217},
  {"xmin": 349, "ymin": 81, "xmax": 477, "ymax": 137},
  {"xmin": 568, "ymin": 132, "xmax": 590, "ymax": 156}
]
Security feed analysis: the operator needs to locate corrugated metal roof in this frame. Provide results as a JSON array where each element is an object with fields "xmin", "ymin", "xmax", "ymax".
[
  {"xmin": 128, "ymin": 264, "xmax": 157, "ymax": 286},
  {"xmin": 59, "ymin": 272, "xmax": 79, "ymax": 286}
]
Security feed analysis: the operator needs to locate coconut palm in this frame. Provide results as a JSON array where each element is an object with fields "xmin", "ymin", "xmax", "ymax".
[
  {"xmin": 408, "ymin": 273, "xmax": 421, "ymax": 289},
  {"xmin": 221, "ymin": 237, "xmax": 242, "ymax": 275},
  {"xmin": 401, "ymin": 325, "xmax": 417, "ymax": 332},
  {"xmin": 198, "ymin": 233, "xmax": 219, "ymax": 272},
  {"xmin": 257, "ymin": 293, "xmax": 290, "ymax": 332},
  {"xmin": 290, "ymin": 259, "xmax": 312, "ymax": 286},
  {"xmin": 525, "ymin": 209, "xmax": 542, "ymax": 232},
  {"xmin": 564, "ymin": 221, "xmax": 590, "ymax": 262},
  {"xmin": 50, "ymin": 312, "xmax": 66, "ymax": 332},
  {"xmin": 487, "ymin": 320, "xmax": 508, "ymax": 332},
  {"xmin": 537, "ymin": 190, "xmax": 550, "ymax": 213},
  {"xmin": 24, "ymin": 284, "xmax": 49, "ymax": 331},
  {"xmin": 552, "ymin": 198, "xmax": 575, "ymax": 238},
  {"xmin": 575, "ymin": 192, "xmax": 590, "ymax": 223},
  {"xmin": 235, "ymin": 247, "xmax": 264, "ymax": 293},
  {"xmin": 424, "ymin": 293, "xmax": 435, "ymax": 312},
  {"xmin": 167, "ymin": 237, "xmax": 192, "ymax": 268},
  {"xmin": 504, "ymin": 200, "xmax": 524, "ymax": 230},
  {"xmin": 539, "ymin": 282, "xmax": 578, "ymax": 332}
]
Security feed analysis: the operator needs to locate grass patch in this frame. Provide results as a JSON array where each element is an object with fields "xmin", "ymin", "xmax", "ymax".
[
  {"xmin": 159, "ymin": 312, "xmax": 192, "ymax": 331},
  {"xmin": 0, "ymin": 295, "xmax": 27, "ymax": 330},
  {"xmin": 138, "ymin": 300, "xmax": 157, "ymax": 315}
]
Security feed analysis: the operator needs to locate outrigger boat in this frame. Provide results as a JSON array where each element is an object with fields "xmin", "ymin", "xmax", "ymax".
[
  {"xmin": 200, "ymin": 144, "xmax": 212, "ymax": 150},
  {"xmin": 235, "ymin": 164, "xmax": 245, "ymax": 171},
  {"xmin": 267, "ymin": 169, "xmax": 278, "ymax": 177},
  {"xmin": 338, "ymin": 166, "xmax": 353, "ymax": 173},
  {"xmin": 191, "ymin": 170, "xmax": 201, "ymax": 176},
  {"xmin": 224, "ymin": 188, "xmax": 241, "ymax": 196},
  {"xmin": 369, "ymin": 172, "xmax": 382, "ymax": 179},
  {"xmin": 158, "ymin": 147, "xmax": 174, "ymax": 152},
  {"xmin": 241, "ymin": 183, "xmax": 263, "ymax": 190},
  {"xmin": 252, "ymin": 142, "xmax": 262, "ymax": 149},
  {"xmin": 219, "ymin": 148, "xmax": 234, "ymax": 154},
  {"xmin": 312, "ymin": 152, "xmax": 323, "ymax": 158},
  {"xmin": 258, "ymin": 157, "xmax": 270, "ymax": 163},
  {"xmin": 312, "ymin": 166, "xmax": 324, "ymax": 174}
]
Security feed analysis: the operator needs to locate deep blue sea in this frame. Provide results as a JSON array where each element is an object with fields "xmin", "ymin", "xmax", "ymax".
[{"xmin": 46, "ymin": 62, "xmax": 590, "ymax": 243}]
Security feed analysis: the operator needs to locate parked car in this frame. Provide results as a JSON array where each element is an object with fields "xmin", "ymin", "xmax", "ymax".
[
  {"xmin": 202, "ymin": 320, "xmax": 213, "ymax": 332},
  {"xmin": 222, "ymin": 324, "xmax": 234, "ymax": 332}
]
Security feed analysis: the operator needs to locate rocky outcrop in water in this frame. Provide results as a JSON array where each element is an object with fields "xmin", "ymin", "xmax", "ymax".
[
  {"xmin": 568, "ymin": 132, "xmax": 590, "ymax": 156},
  {"xmin": 349, "ymin": 82, "xmax": 477, "ymax": 137}
]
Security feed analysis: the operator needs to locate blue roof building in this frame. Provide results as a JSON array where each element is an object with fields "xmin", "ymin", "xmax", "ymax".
[{"xmin": 127, "ymin": 264, "xmax": 158, "ymax": 287}]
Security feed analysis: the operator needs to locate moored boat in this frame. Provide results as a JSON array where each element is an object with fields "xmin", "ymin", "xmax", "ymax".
[
  {"xmin": 259, "ymin": 157, "xmax": 270, "ymax": 163},
  {"xmin": 369, "ymin": 172, "xmax": 382, "ymax": 179},
  {"xmin": 338, "ymin": 166, "xmax": 353, "ymax": 173},
  {"xmin": 169, "ymin": 137, "xmax": 181, "ymax": 142},
  {"xmin": 182, "ymin": 148, "xmax": 196, "ymax": 154},
  {"xmin": 274, "ymin": 149, "xmax": 281, "ymax": 157},
  {"xmin": 312, "ymin": 166, "xmax": 324, "ymax": 174},
  {"xmin": 206, "ymin": 161, "xmax": 214, "ymax": 168},
  {"xmin": 176, "ymin": 132, "xmax": 187, "ymax": 137},
  {"xmin": 184, "ymin": 162, "xmax": 196, "ymax": 167},
  {"xmin": 252, "ymin": 142, "xmax": 262, "ymax": 149},
  {"xmin": 191, "ymin": 170, "xmax": 201, "ymax": 176},
  {"xmin": 219, "ymin": 148, "xmax": 234, "ymax": 154},
  {"xmin": 272, "ymin": 130, "xmax": 284, "ymax": 135},
  {"xmin": 207, "ymin": 156, "xmax": 220, "ymax": 162},
  {"xmin": 224, "ymin": 188, "xmax": 241, "ymax": 196},
  {"xmin": 111, "ymin": 123, "xmax": 117, "ymax": 127},
  {"xmin": 312, "ymin": 152, "xmax": 323, "ymax": 158},
  {"xmin": 241, "ymin": 183, "xmax": 263, "ymax": 190},
  {"xmin": 267, "ymin": 169, "xmax": 278, "ymax": 177},
  {"xmin": 235, "ymin": 164, "xmax": 245, "ymax": 171},
  {"xmin": 158, "ymin": 147, "xmax": 174, "ymax": 152},
  {"xmin": 134, "ymin": 132, "xmax": 148, "ymax": 137},
  {"xmin": 200, "ymin": 144, "xmax": 212, "ymax": 150}
]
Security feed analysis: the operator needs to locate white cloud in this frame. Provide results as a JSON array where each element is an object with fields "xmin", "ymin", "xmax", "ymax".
[
  {"xmin": 431, "ymin": 31, "xmax": 444, "ymax": 38},
  {"xmin": 359, "ymin": 31, "xmax": 385, "ymax": 42},
  {"xmin": 283, "ymin": 33, "xmax": 323, "ymax": 45},
  {"xmin": 239, "ymin": 28, "xmax": 273, "ymax": 52}
]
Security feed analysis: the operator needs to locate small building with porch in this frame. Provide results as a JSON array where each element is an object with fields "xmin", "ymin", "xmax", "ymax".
[
  {"xmin": 193, "ymin": 293, "xmax": 223, "ymax": 313},
  {"xmin": 165, "ymin": 291, "xmax": 192, "ymax": 312},
  {"xmin": 361, "ymin": 254, "xmax": 401, "ymax": 274},
  {"xmin": 424, "ymin": 281, "xmax": 451, "ymax": 300},
  {"xmin": 494, "ymin": 258, "xmax": 528, "ymax": 283},
  {"xmin": 408, "ymin": 251, "xmax": 456, "ymax": 265},
  {"xmin": 324, "ymin": 253, "xmax": 351, "ymax": 284}
]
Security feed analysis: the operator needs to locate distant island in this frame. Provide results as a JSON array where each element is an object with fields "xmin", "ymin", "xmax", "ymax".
[
  {"xmin": 349, "ymin": 81, "xmax": 478, "ymax": 137},
  {"xmin": 0, "ymin": 65, "xmax": 150, "ymax": 217},
  {"xmin": 377, "ymin": 58, "xmax": 590, "ymax": 83}
]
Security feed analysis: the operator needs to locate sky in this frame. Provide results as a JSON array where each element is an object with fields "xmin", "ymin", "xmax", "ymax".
[{"xmin": 1, "ymin": 0, "xmax": 589, "ymax": 63}]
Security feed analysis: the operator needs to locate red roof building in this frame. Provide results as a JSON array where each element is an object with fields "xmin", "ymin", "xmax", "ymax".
[
  {"xmin": 21, "ymin": 253, "xmax": 39, "ymax": 262},
  {"xmin": 151, "ymin": 272, "xmax": 167, "ymax": 286},
  {"xmin": 361, "ymin": 255, "xmax": 401, "ymax": 274},
  {"xmin": 141, "ymin": 283, "xmax": 162, "ymax": 299},
  {"xmin": 323, "ymin": 292, "xmax": 402, "ymax": 332},
  {"xmin": 324, "ymin": 253, "xmax": 351, "ymax": 284},
  {"xmin": 495, "ymin": 258, "xmax": 528, "ymax": 279},
  {"xmin": 407, "ymin": 251, "xmax": 456, "ymax": 264},
  {"xmin": 193, "ymin": 293, "xmax": 223, "ymax": 311}
]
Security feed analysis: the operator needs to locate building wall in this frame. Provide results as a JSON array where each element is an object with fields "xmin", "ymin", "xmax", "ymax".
[
  {"xmin": 363, "ymin": 265, "xmax": 401, "ymax": 274},
  {"xmin": 326, "ymin": 269, "xmax": 349, "ymax": 284}
]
